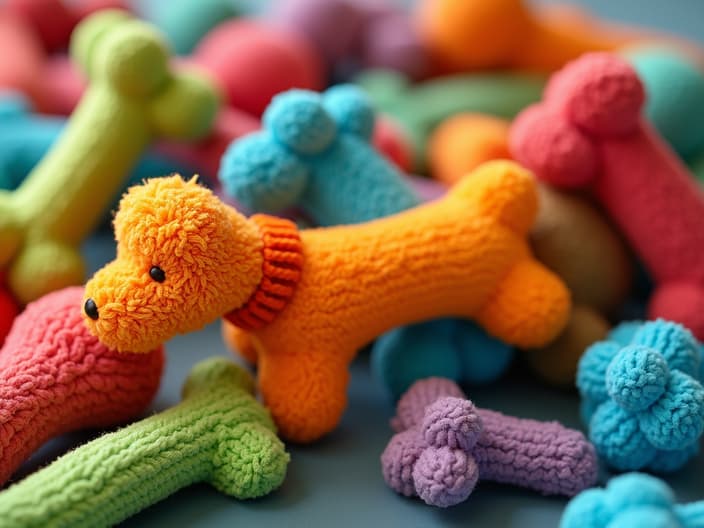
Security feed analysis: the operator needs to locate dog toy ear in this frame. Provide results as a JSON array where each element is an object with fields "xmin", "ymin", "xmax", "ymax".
[
  {"xmin": 263, "ymin": 89, "xmax": 337, "ymax": 155},
  {"xmin": 71, "ymin": 11, "xmax": 170, "ymax": 97},
  {"xmin": 322, "ymin": 84, "xmax": 375, "ymax": 140},
  {"xmin": 219, "ymin": 132, "xmax": 309, "ymax": 212}
]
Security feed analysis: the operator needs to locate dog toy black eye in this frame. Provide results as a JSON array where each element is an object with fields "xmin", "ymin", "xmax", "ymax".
[{"xmin": 149, "ymin": 266, "xmax": 166, "ymax": 283}]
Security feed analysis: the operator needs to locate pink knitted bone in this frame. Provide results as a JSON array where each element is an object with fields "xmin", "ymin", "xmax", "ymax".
[
  {"xmin": 510, "ymin": 52, "xmax": 704, "ymax": 339},
  {"xmin": 0, "ymin": 287, "xmax": 164, "ymax": 485}
]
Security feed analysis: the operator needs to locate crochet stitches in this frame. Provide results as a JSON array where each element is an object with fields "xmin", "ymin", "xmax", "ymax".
[
  {"xmin": 0, "ymin": 357, "xmax": 289, "ymax": 527},
  {"xmin": 0, "ymin": 286, "xmax": 164, "ymax": 485},
  {"xmin": 576, "ymin": 319, "xmax": 704, "ymax": 472},
  {"xmin": 510, "ymin": 52, "xmax": 704, "ymax": 339},
  {"xmin": 561, "ymin": 473, "xmax": 704, "ymax": 528},
  {"xmin": 381, "ymin": 377, "xmax": 598, "ymax": 507},
  {"xmin": 83, "ymin": 162, "xmax": 570, "ymax": 442},
  {"xmin": 0, "ymin": 10, "xmax": 218, "ymax": 305}
]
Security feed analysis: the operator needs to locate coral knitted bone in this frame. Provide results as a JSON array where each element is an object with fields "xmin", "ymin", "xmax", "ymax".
[
  {"xmin": 576, "ymin": 320, "xmax": 704, "ymax": 472},
  {"xmin": 0, "ymin": 286, "xmax": 164, "ymax": 486},
  {"xmin": 381, "ymin": 377, "xmax": 598, "ymax": 507},
  {"xmin": 0, "ymin": 10, "xmax": 218, "ymax": 305},
  {"xmin": 510, "ymin": 52, "xmax": 704, "ymax": 340},
  {"xmin": 0, "ymin": 357, "xmax": 289, "ymax": 527},
  {"xmin": 83, "ymin": 162, "xmax": 570, "ymax": 442},
  {"xmin": 561, "ymin": 472, "xmax": 704, "ymax": 528}
]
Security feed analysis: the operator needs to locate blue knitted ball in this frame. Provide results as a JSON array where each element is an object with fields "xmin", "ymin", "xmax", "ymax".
[
  {"xmin": 608, "ymin": 507, "xmax": 681, "ymax": 528},
  {"xmin": 263, "ymin": 90, "xmax": 336, "ymax": 155},
  {"xmin": 603, "ymin": 472, "xmax": 674, "ymax": 511},
  {"xmin": 607, "ymin": 320, "xmax": 643, "ymax": 346},
  {"xmin": 605, "ymin": 345, "xmax": 669, "ymax": 412},
  {"xmin": 453, "ymin": 321, "xmax": 513, "ymax": 384},
  {"xmin": 560, "ymin": 488, "xmax": 610, "ymax": 528}
]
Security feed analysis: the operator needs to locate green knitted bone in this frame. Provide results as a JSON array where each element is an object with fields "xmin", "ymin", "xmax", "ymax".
[
  {"xmin": 0, "ymin": 10, "xmax": 219, "ymax": 304},
  {"xmin": 0, "ymin": 357, "xmax": 289, "ymax": 528}
]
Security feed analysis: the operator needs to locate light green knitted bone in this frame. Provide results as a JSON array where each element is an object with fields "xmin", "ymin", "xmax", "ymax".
[
  {"xmin": 0, "ymin": 10, "xmax": 219, "ymax": 304},
  {"xmin": 0, "ymin": 357, "xmax": 289, "ymax": 528}
]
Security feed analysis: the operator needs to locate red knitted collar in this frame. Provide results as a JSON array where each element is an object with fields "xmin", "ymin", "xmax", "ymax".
[{"xmin": 224, "ymin": 214, "xmax": 303, "ymax": 331}]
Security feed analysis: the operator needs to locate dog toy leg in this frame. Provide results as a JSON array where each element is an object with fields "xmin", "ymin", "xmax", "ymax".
[
  {"xmin": 0, "ymin": 286, "xmax": 164, "ymax": 485},
  {"xmin": 477, "ymin": 258, "xmax": 571, "ymax": 348},
  {"xmin": 0, "ymin": 358, "xmax": 289, "ymax": 527},
  {"xmin": 258, "ymin": 350, "xmax": 350, "ymax": 443}
]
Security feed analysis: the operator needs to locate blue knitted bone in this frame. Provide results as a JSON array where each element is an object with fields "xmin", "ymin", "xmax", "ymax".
[
  {"xmin": 576, "ymin": 319, "xmax": 704, "ymax": 472},
  {"xmin": 561, "ymin": 472, "xmax": 704, "ymax": 528},
  {"xmin": 219, "ymin": 85, "xmax": 513, "ymax": 398}
]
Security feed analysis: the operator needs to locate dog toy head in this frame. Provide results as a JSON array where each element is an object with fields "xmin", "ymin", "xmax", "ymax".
[{"xmin": 83, "ymin": 175, "xmax": 263, "ymax": 353}]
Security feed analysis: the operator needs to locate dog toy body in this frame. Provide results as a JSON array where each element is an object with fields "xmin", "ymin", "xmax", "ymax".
[
  {"xmin": 0, "ymin": 286, "xmax": 164, "ymax": 486},
  {"xmin": 576, "ymin": 319, "xmax": 704, "ymax": 472},
  {"xmin": 0, "ymin": 10, "xmax": 218, "ymax": 305},
  {"xmin": 382, "ymin": 377, "xmax": 598, "ymax": 507},
  {"xmin": 356, "ymin": 69, "xmax": 545, "ymax": 171},
  {"xmin": 84, "ymin": 162, "xmax": 570, "ymax": 442},
  {"xmin": 0, "ymin": 357, "xmax": 289, "ymax": 527},
  {"xmin": 510, "ymin": 52, "xmax": 704, "ymax": 340},
  {"xmin": 561, "ymin": 472, "xmax": 704, "ymax": 528}
]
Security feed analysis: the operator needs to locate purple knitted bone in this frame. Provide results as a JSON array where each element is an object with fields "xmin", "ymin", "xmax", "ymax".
[{"xmin": 382, "ymin": 378, "xmax": 598, "ymax": 507}]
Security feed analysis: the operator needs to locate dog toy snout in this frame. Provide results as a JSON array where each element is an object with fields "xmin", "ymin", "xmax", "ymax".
[{"xmin": 83, "ymin": 297, "xmax": 99, "ymax": 319}]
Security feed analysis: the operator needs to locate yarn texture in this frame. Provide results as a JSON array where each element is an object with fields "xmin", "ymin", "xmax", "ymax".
[
  {"xmin": 510, "ymin": 52, "xmax": 704, "ymax": 340},
  {"xmin": 576, "ymin": 319, "xmax": 704, "ymax": 472},
  {"xmin": 0, "ymin": 10, "xmax": 218, "ymax": 306},
  {"xmin": 219, "ymin": 84, "xmax": 513, "ymax": 399},
  {"xmin": 381, "ymin": 377, "xmax": 598, "ymax": 507},
  {"xmin": 561, "ymin": 472, "xmax": 704, "ymax": 528},
  {"xmin": 84, "ymin": 162, "xmax": 570, "ymax": 442},
  {"xmin": 0, "ymin": 286, "xmax": 164, "ymax": 485},
  {"xmin": 0, "ymin": 357, "xmax": 289, "ymax": 527}
]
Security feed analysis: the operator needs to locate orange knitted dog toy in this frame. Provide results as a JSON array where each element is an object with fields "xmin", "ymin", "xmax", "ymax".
[{"xmin": 83, "ymin": 163, "xmax": 570, "ymax": 442}]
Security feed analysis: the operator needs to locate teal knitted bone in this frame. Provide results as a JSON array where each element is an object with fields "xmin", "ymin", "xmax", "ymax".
[
  {"xmin": 0, "ymin": 357, "xmax": 289, "ymax": 528},
  {"xmin": 0, "ymin": 9, "xmax": 219, "ymax": 305}
]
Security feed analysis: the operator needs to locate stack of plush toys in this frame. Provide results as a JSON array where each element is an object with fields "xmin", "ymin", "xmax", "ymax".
[{"xmin": 0, "ymin": 0, "xmax": 703, "ymax": 526}]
